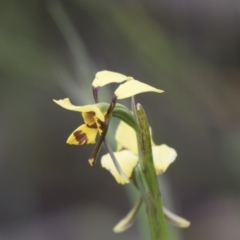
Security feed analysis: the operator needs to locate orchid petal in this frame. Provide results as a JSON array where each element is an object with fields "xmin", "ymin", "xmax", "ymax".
[
  {"xmin": 115, "ymin": 121, "xmax": 155, "ymax": 154},
  {"xmin": 53, "ymin": 98, "xmax": 105, "ymax": 121},
  {"xmin": 113, "ymin": 198, "xmax": 143, "ymax": 233},
  {"xmin": 92, "ymin": 70, "xmax": 132, "ymax": 87},
  {"xmin": 163, "ymin": 207, "xmax": 190, "ymax": 228},
  {"xmin": 152, "ymin": 144, "xmax": 177, "ymax": 174},
  {"xmin": 101, "ymin": 150, "xmax": 138, "ymax": 184},
  {"xmin": 115, "ymin": 80, "xmax": 164, "ymax": 99},
  {"xmin": 115, "ymin": 121, "xmax": 138, "ymax": 154},
  {"xmin": 67, "ymin": 124, "xmax": 98, "ymax": 145}
]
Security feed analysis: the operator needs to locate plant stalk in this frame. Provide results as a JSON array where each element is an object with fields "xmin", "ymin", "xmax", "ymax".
[{"xmin": 133, "ymin": 102, "xmax": 168, "ymax": 240}]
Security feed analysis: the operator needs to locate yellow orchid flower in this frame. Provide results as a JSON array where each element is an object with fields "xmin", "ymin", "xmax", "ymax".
[
  {"xmin": 92, "ymin": 70, "xmax": 164, "ymax": 99},
  {"xmin": 101, "ymin": 121, "xmax": 177, "ymax": 184},
  {"xmin": 54, "ymin": 71, "xmax": 165, "ymax": 174},
  {"xmin": 101, "ymin": 121, "xmax": 189, "ymax": 231},
  {"xmin": 53, "ymin": 98, "xmax": 107, "ymax": 145}
]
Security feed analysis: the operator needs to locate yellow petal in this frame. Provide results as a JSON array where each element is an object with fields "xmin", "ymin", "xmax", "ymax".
[
  {"xmin": 163, "ymin": 207, "xmax": 190, "ymax": 228},
  {"xmin": 101, "ymin": 150, "xmax": 138, "ymax": 184},
  {"xmin": 114, "ymin": 80, "xmax": 164, "ymax": 99},
  {"xmin": 81, "ymin": 112, "xmax": 96, "ymax": 126},
  {"xmin": 115, "ymin": 121, "xmax": 155, "ymax": 154},
  {"xmin": 67, "ymin": 124, "xmax": 98, "ymax": 145},
  {"xmin": 115, "ymin": 121, "xmax": 138, "ymax": 154},
  {"xmin": 92, "ymin": 70, "xmax": 131, "ymax": 87},
  {"xmin": 152, "ymin": 144, "xmax": 177, "ymax": 174},
  {"xmin": 113, "ymin": 198, "xmax": 142, "ymax": 233},
  {"xmin": 53, "ymin": 98, "xmax": 105, "ymax": 122}
]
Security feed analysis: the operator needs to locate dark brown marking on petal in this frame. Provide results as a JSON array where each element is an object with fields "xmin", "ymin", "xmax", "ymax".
[
  {"xmin": 87, "ymin": 122, "xmax": 97, "ymax": 129},
  {"xmin": 74, "ymin": 130, "xmax": 88, "ymax": 145},
  {"xmin": 88, "ymin": 111, "xmax": 95, "ymax": 116},
  {"xmin": 97, "ymin": 119, "xmax": 107, "ymax": 132},
  {"xmin": 84, "ymin": 111, "xmax": 98, "ymax": 128}
]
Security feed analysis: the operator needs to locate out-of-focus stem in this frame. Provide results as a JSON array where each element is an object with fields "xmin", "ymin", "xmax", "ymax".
[{"xmin": 133, "ymin": 103, "xmax": 168, "ymax": 240}]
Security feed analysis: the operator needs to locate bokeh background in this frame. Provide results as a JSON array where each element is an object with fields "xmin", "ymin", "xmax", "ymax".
[{"xmin": 1, "ymin": 0, "xmax": 240, "ymax": 239}]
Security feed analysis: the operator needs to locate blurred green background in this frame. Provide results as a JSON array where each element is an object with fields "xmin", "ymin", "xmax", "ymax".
[{"xmin": 1, "ymin": 0, "xmax": 240, "ymax": 239}]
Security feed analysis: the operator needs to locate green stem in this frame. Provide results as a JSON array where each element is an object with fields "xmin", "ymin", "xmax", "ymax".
[
  {"xmin": 133, "ymin": 103, "xmax": 168, "ymax": 240},
  {"xmin": 91, "ymin": 92, "xmax": 129, "ymax": 182}
]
